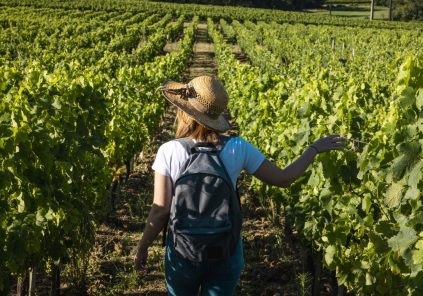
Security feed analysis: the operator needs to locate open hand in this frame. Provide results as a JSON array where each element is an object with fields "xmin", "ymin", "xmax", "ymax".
[
  {"xmin": 134, "ymin": 247, "xmax": 148, "ymax": 273},
  {"xmin": 311, "ymin": 134, "xmax": 347, "ymax": 153}
]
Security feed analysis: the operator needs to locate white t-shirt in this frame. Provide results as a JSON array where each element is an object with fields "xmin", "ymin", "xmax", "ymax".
[{"xmin": 152, "ymin": 136, "xmax": 266, "ymax": 188}]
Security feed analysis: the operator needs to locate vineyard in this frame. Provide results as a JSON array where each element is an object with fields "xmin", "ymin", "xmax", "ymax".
[{"xmin": 0, "ymin": 0, "xmax": 422, "ymax": 295}]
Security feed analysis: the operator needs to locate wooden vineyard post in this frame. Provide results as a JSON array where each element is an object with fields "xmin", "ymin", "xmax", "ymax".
[
  {"xmin": 125, "ymin": 159, "xmax": 131, "ymax": 183},
  {"xmin": 130, "ymin": 153, "xmax": 137, "ymax": 177},
  {"xmin": 109, "ymin": 180, "xmax": 117, "ymax": 212},
  {"xmin": 370, "ymin": 0, "xmax": 375, "ymax": 20},
  {"xmin": 389, "ymin": 0, "xmax": 393, "ymax": 21},
  {"xmin": 123, "ymin": 153, "xmax": 137, "ymax": 183},
  {"xmin": 16, "ymin": 269, "xmax": 28, "ymax": 296},
  {"xmin": 50, "ymin": 264, "xmax": 60, "ymax": 296},
  {"xmin": 28, "ymin": 268, "xmax": 36, "ymax": 296}
]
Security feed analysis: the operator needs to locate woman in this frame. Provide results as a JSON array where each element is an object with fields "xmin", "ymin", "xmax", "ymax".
[{"xmin": 134, "ymin": 75, "xmax": 346, "ymax": 295}]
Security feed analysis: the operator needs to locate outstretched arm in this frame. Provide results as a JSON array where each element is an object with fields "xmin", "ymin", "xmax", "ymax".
[{"xmin": 253, "ymin": 135, "xmax": 346, "ymax": 188}]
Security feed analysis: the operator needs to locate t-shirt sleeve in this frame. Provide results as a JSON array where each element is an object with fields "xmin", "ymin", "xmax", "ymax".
[
  {"xmin": 152, "ymin": 143, "xmax": 171, "ymax": 177},
  {"xmin": 242, "ymin": 138, "xmax": 266, "ymax": 174}
]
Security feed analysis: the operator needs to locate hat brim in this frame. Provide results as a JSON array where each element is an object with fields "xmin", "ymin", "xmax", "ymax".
[{"xmin": 160, "ymin": 80, "xmax": 231, "ymax": 132}]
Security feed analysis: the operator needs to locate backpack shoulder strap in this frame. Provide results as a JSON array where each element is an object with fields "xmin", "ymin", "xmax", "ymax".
[
  {"xmin": 175, "ymin": 137, "xmax": 195, "ymax": 155},
  {"xmin": 162, "ymin": 138, "xmax": 193, "ymax": 247}
]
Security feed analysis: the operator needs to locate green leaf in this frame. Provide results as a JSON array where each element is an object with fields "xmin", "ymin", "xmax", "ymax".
[
  {"xmin": 398, "ymin": 141, "xmax": 421, "ymax": 156},
  {"xmin": 412, "ymin": 240, "xmax": 423, "ymax": 265},
  {"xmin": 324, "ymin": 245, "xmax": 336, "ymax": 266},
  {"xmin": 36, "ymin": 210, "xmax": 45, "ymax": 226},
  {"xmin": 399, "ymin": 86, "xmax": 416, "ymax": 107},
  {"xmin": 52, "ymin": 97, "xmax": 62, "ymax": 110},
  {"xmin": 416, "ymin": 88, "xmax": 423, "ymax": 111},
  {"xmin": 365, "ymin": 273, "xmax": 375, "ymax": 286},
  {"xmin": 391, "ymin": 155, "xmax": 411, "ymax": 180},
  {"xmin": 404, "ymin": 187, "xmax": 421, "ymax": 201},
  {"xmin": 408, "ymin": 160, "xmax": 422, "ymax": 188},
  {"xmin": 362, "ymin": 195, "xmax": 371, "ymax": 213},
  {"xmin": 384, "ymin": 182, "xmax": 404, "ymax": 208},
  {"xmin": 307, "ymin": 170, "xmax": 321, "ymax": 187},
  {"xmin": 16, "ymin": 192, "xmax": 25, "ymax": 213},
  {"xmin": 369, "ymin": 232, "xmax": 389, "ymax": 252},
  {"xmin": 388, "ymin": 226, "xmax": 418, "ymax": 256}
]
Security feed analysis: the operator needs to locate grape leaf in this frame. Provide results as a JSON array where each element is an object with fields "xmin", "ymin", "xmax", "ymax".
[
  {"xmin": 51, "ymin": 97, "xmax": 62, "ymax": 110},
  {"xmin": 388, "ymin": 226, "xmax": 418, "ymax": 256},
  {"xmin": 416, "ymin": 88, "xmax": 423, "ymax": 111},
  {"xmin": 391, "ymin": 155, "xmax": 412, "ymax": 180},
  {"xmin": 412, "ymin": 240, "xmax": 423, "ymax": 266},
  {"xmin": 408, "ymin": 160, "xmax": 422, "ymax": 188},
  {"xmin": 384, "ymin": 182, "xmax": 404, "ymax": 208},
  {"xmin": 404, "ymin": 187, "xmax": 421, "ymax": 201},
  {"xmin": 325, "ymin": 245, "xmax": 336, "ymax": 266}
]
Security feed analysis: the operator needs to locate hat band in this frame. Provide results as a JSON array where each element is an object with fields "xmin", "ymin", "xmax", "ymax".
[{"xmin": 162, "ymin": 85, "xmax": 196, "ymax": 100}]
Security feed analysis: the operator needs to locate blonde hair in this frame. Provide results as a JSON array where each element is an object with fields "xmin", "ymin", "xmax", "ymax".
[{"xmin": 175, "ymin": 109, "xmax": 220, "ymax": 144}]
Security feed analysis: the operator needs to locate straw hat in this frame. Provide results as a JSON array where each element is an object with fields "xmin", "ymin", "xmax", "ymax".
[{"xmin": 159, "ymin": 76, "xmax": 231, "ymax": 132}]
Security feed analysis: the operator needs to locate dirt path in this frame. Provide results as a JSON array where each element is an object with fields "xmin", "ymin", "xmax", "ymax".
[{"xmin": 185, "ymin": 23, "xmax": 217, "ymax": 79}]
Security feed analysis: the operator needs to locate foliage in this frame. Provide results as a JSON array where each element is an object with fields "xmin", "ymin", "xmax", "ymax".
[
  {"xmin": 0, "ymin": 7, "xmax": 196, "ymax": 292},
  {"xmin": 393, "ymin": 0, "xmax": 423, "ymax": 21},
  {"xmin": 0, "ymin": 63, "xmax": 111, "ymax": 290},
  {"xmin": 209, "ymin": 18, "xmax": 423, "ymax": 295},
  {"xmin": 153, "ymin": 0, "xmax": 324, "ymax": 10}
]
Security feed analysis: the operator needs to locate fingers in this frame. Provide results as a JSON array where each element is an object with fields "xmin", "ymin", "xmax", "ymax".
[
  {"xmin": 333, "ymin": 138, "xmax": 347, "ymax": 147},
  {"xmin": 328, "ymin": 135, "xmax": 347, "ymax": 144},
  {"xmin": 312, "ymin": 135, "xmax": 351, "ymax": 153},
  {"xmin": 314, "ymin": 135, "xmax": 347, "ymax": 152},
  {"xmin": 331, "ymin": 140, "xmax": 347, "ymax": 150}
]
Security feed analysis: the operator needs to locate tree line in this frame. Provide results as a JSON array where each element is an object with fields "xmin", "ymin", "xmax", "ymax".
[
  {"xmin": 391, "ymin": 0, "xmax": 423, "ymax": 20},
  {"xmin": 155, "ymin": 0, "xmax": 324, "ymax": 10},
  {"xmin": 154, "ymin": 0, "xmax": 422, "ymax": 20}
]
